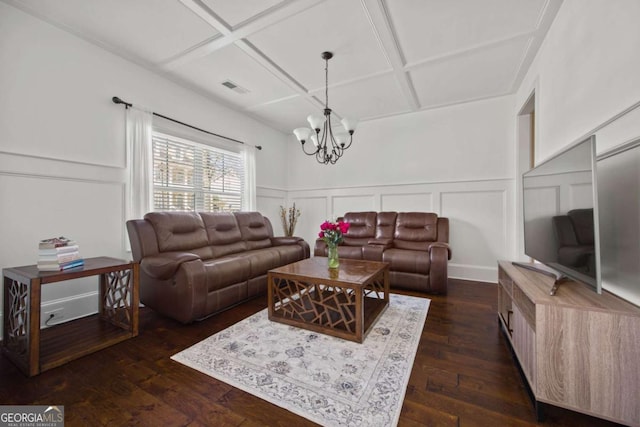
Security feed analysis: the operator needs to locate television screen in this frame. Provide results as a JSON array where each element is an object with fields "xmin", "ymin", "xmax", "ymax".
[
  {"xmin": 597, "ymin": 138, "xmax": 640, "ymax": 306},
  {"xmin": 522, "ymin": 136, "xmax": 601, "ymax": 293}
]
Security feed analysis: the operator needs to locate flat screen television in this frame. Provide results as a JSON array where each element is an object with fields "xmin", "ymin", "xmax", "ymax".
[{"xmin": 520, "ymin": 136, "xmax": 601, "ymax": 294}]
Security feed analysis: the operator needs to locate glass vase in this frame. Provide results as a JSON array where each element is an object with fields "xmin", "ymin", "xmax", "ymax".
[{"xmin": 327, "ymin": 243, "xmax": 339, "ymax": 269}]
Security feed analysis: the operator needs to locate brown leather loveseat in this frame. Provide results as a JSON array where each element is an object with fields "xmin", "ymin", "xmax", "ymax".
[
  {"xmin": 127, "ymin": 211, "xmax": 310, "ymax": 323},
  {"xmin": 315, "ymin": 212, "xmax": 451, "ymax": 293}
]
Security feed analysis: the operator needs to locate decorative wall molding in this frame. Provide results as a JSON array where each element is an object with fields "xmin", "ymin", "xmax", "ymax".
[
  {"xmin": 287, "ymin": 178, "xmax": 516, "ymax": 283},
  {"xmin": 286, "ymin": 176, "xmax": 514, "ymax": 193},
  {"xmin": 0, "ymin": 151, "xmax": 126, "ymax": 184},
  {"xmin": 0, "ymin": 149, "xmax": 125, "ymax": 170}
]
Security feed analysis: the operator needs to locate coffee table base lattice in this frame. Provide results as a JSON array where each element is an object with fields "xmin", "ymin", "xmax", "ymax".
[{"xmin": 268, "ymin": 257, "xmax": 389, "ymax": 343}]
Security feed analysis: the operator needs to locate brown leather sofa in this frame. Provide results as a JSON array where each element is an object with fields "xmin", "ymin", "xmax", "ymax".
[
  {"xmin": 127, "ymin": 211, "xmax": 310, "ymax": 323},
  {"xmin": 314, "ymin": 212, "xmax": 451, "ymax": 293}
]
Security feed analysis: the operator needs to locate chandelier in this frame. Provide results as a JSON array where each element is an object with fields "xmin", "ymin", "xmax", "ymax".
[{"xmin": 293, "ymin": 51, "xmax": 357, "ymax": 165}]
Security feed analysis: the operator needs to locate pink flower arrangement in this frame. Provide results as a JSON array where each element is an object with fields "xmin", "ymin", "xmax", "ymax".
[{"xmin": 318, "ymin": 220, "xmax": 350, "ymax": 245}]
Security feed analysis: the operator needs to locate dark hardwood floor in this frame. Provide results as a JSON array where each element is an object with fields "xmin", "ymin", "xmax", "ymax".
[{"xmin": 0, "ymin": 279, "xmax": 625, "ymax": 426}]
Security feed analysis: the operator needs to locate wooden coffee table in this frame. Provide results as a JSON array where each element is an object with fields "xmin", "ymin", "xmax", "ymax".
[{"xmin": 267, "ymin": 257, "xmax": 389, "ymax": 343}]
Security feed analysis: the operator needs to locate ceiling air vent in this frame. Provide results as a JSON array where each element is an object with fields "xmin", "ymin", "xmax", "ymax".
[{"xmin": 221, "ymin": 80, "xmax": 250, "ymax": 94}]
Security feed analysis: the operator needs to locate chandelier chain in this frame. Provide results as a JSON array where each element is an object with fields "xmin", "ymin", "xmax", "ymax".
[{"xmin": 325, "ymin": 57, "xmax": 329, "ymax": 109}]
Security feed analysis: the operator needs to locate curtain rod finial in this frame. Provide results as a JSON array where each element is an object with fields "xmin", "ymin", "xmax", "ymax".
[{"xmin": 112, "ymin": 96, "xmax": 132, "ymax": 108}]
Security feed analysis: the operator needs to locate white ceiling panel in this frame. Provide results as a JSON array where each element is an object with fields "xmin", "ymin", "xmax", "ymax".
[
  {"xmin": 250, "ymin": 96, "xmax": 320, "ymax": 133},
  {"xmin": 201, "ymin": 0, "xmax": 286, "ymax": 28},
  {"xmin": 9, "ymin": 0, "xmax": 218, "ymax": 64},
  {"xmin": 4, "ymin": 0, "xmax": 563, "ymax": 133},
  {"xmin": 310, "ymin": 74, "xmax": 411, "ymax": 121},
  {"xmin": 170, "ymin": 44, "xmax": 298, "ymax": 109},
  {"xmin": 386, "ymin": 0, "xmax": 546, "ymax": 64},
  {"xmin": 247, "ymin": 0, "xmax": 391, "ymax": 89},
  {"xmin": 410, "ymin": 38, "xmax": 530, "ymax": 108}
]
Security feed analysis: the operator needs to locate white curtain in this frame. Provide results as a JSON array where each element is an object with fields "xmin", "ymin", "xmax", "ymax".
[
  {"xmin": 125, "ymin": 107, "xmax": 153, "ymax": 225},
  {"xmin": 242, "ymin": 144, "xmax": 257, "ymax": 211}
]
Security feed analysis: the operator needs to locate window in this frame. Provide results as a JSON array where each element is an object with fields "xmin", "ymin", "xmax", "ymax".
[{"xmin": 152, "ymin": 132, "xmax": 244, "ymax": 212}]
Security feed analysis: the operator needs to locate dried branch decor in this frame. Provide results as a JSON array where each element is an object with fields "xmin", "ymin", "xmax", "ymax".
[{"xmin": 280, "ymin": 203, "xmax": 301, "ymax": 237}]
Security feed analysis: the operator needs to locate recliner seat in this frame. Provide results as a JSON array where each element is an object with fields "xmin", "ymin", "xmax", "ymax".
[
  {"xmin": 315, "ymin": 211, "xmax": 451, "ymax": 293},
  {"xmin": 127, "ymin": 211, "xmax": 310, "ymax": 323}
]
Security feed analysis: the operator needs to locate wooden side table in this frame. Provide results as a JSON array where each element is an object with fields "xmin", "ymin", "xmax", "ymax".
[{"xmin": 2, "ymin": 256, "xmax": 139, "ymax": 376}]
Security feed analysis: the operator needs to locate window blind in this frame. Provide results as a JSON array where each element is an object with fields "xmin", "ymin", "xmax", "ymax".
[{"xmin": 152, "ymin": 132, "xmax": 244, "ymax": 212}]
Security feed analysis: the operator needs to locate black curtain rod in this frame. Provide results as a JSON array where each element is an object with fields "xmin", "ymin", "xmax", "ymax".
[{"xmin": 112, "ymin": 96, "xmax": 262, "ymax": 150}]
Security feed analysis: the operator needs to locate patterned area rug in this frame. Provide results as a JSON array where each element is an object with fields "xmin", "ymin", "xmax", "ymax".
[{"xmin": 171, "ymin": 294, "xmax": 430, "ymax": 427}]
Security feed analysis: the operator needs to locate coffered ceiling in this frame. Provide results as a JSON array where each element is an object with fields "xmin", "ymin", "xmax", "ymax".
[{"xmin": 5, "ymin": 0, "xmax": 563, "ymax": 133}]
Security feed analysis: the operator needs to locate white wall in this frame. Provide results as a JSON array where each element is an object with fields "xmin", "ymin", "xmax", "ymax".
[
  {"xmin": 286, "ymin": 96, "xmax": 516, "ymax": 282},
  {"xmin": 513, "ymin": 0, "xmax": 640, "ymax": 303},
  {"xmin": 516, "ymin": 0, "xmax": 640, "ymax": 160},
  {"xmin": 0, "ymin": 3, "xmax": 289, "ymax": 337}
]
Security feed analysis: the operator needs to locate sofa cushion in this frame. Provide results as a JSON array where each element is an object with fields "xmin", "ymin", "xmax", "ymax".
[
  {"xmin": 239, "ymin": 247, "xmax": 282, "ymax": 277},
  {"xmin": 145, "ymin": 212, "xmax": 208, "ymax": 252},
  {"xmin": 375, "ymin": 212, "xmax": 398, "ymax": 239},
  {"xmin": 342, "ymin": 212, "xmax": 377, "ymax": 246},
  {"xmin": 337, "ymin": 245, "xmax": 364, "ymax": 259},
  {"xmin": 269, "ymin": 244, "xmax": 307, "ymax": 266},
  {"xmin": 394, "ymin": 212, "xmax": 438, "ymax": 250},
  {"xmin": 201, "ymin": 212, "xmax": 248, "ymax": 258},
  {"xmin": 203, "ymin": 256, "xmax": 251, "ymax": 292},
  {"xmin": 234, "ymin": 212, "xmax": 272, "ymax": 250}
]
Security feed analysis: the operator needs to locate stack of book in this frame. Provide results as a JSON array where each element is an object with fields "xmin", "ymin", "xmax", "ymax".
[{"xmin": 37, "ymin": 237, "xmax": 84, "ymax": 271}]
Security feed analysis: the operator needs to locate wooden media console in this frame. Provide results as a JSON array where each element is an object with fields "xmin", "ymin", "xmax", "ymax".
[{"xmin": 498, "ymin": 260, "xmax": 640, "ymax": 426}]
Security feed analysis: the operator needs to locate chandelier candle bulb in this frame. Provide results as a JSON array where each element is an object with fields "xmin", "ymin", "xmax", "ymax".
[
  {"xmin": 307, "ymin": 114, "xmax": 325, "ymax": 131},
  {"xmin": 341, "ymin": 117, "xmax": 357, "ymax": 133},
  {"xmin": 293, "ymin": 127, "xmax": 312, "ymax": 144}
]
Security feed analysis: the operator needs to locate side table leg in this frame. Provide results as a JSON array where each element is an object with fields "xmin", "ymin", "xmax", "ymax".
[
  {"xmin": 3, "ymin": 277, "xmax": 30, "ymax": 374},
  {"xmin": 131, "ymin": 263, "xmax": 139, "ymax": 337},
  {"xmin": 101, "ymin": 269, "xmax": 135, "ymax": 332},
  {"xmin": 3, "ymin": 276, "xmax": 41, "ymax": 376},
  {"xmin": 28, "ymin": 278, "xmax": 41, "ymax": 376}
]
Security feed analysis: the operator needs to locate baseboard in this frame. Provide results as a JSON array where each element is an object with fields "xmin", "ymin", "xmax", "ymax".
[
  {"xmin": 0, "ymin": 291, "xmax": 99, "ymax": 341},
  {"xmin": 449, "ymin": 263, "xmax": 498, "ymax": 283}
]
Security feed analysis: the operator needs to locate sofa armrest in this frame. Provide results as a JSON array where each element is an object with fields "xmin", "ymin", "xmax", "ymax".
[
  {"xmin": 271, "ymin": 236, "xmax": 303, "ymax": 245},
  {"xmin": 429, "ymin": 244, "xmax": 450, "ymax": 294},
  {"xmin": 427, "ymin": 242, "xmax": 452, "ymax": 260},
  {"xmin": 273, "ymin": 236, "xmax": 311, "ymax": 258},
  {"xmin": 140, "ymin": 251, "xmax": 200, "ymax": 280},
  {"xmin": 314, "ymin": 239, "xmax": 328, "ymax": 256},
  {"xmin": 367, "ymin": 238, "xmax": 393, "ymax": 248}
]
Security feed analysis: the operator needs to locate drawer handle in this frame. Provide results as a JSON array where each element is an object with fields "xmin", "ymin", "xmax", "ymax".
[{"xmin": 507, "ymin": 310, "xmax": 513, "ymax": 334}]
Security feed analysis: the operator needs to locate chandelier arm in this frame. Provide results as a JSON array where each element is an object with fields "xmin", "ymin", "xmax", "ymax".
[
  {"xmin": 341, "ymin": 134, "xmax": 354, "ymax": 150},
  {"xmin": 300, "ymin": 141, "xmax": 319, "ymax": 156},
  {"xmin": 329, "ymin": 151, "xmax": 339, "ymax": 164}
]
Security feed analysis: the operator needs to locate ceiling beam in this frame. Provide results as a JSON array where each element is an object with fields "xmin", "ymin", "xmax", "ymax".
[
  {"xmin": 360, "ymin": 0, "xmax": 420, "ymax": 111},
  {"xmin": 163, "ymin": 0, "xmax": 324, "ymax": 71},
  {"xmin": 167, "ymin": 0, "xmax": 329, "ymax": 117}
]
